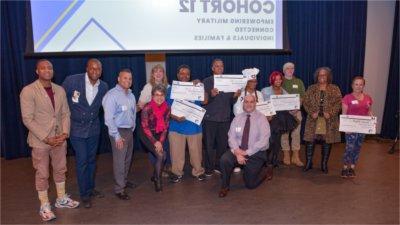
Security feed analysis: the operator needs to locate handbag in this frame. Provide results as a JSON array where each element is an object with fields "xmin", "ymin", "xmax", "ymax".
[{"xmin": 315, "ymin": 116, "xmax": 326, "ymax": 135}]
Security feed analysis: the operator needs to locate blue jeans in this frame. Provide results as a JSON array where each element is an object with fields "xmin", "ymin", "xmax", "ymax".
[{"xmin": 70, "ymin": 135, "xmax": 99, "ymax": 200}]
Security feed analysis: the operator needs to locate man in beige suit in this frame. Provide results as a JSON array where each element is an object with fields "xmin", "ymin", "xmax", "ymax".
[{"xmin": 20, "ymin": 59, "xmax": 79, "ymax": 222}]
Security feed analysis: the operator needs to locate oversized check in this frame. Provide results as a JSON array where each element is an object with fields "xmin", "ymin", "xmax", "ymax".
[
  {"xmin": 256, "ymin": 100, "xmax": 276, "ymax": 116},
  {"xmin": 214, "ymin": 74, "xmax": 248, "ymax": 93},
  {"xmin": 270, "ymin": 94, "xmax": 300, "ymax": 111},
  {"xmin": 170, "ymin": 81, "xmax": 204, "ymax": 101},
  {"xmin": 171, "ymin": 99, "xmax": 206, "ymax": 126},
  {"xmin": 339, "ymin": 115, "xmax": 377, "ymax": 134}
]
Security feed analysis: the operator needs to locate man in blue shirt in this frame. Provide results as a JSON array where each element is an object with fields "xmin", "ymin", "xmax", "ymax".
[
  {"xmin": 102, "ymin": 68, "xmax": 136, "ymax": 200},
  {"xmin": 166, "ymin": 65, "xmax": 206, "ymax": 183},
  {"xmin": 62, "ymin": 58, "xmax": 108, "ymax": 208}
]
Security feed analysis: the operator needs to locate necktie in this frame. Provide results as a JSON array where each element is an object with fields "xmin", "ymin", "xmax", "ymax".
[{"xmin": 240, "ymin": 114, "xmax": 251, "ymax": 150}]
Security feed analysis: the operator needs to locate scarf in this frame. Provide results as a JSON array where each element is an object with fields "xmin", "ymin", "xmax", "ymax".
[{"xmin": 149, "ymin": 99, "xmax": 167, "ymax": 133}]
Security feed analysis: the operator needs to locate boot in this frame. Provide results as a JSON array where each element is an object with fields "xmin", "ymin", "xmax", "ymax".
[
  {"xmin": 291, "ymin": 150, "xmax": 304, "ymax": 167},
  {"xmin": 283, "ymin": 151, "xmax": 291, "ymax": 166},
  {"xmin": 303, "ymin": 142, "xmax": 315, "ymax": 172},
  {"xmin": 321, "ymin": 142, "xmax": 332, "ymax": 174}
]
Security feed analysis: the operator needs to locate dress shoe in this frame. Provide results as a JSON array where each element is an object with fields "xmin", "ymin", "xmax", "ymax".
[
  {"xmin": 90, "ymin": 189, "xmax": 104, "ymax": 198},
  {"xmin": 153, "ymin": 178, "xmax": 163, "ymax": 192},
  {"xmin": 126, "ymin": 181, "xmax": 137, "ymax": 189},
  {"xmin": 115, "ymin": 192, "xmax": 130, "ymax": 200},
  {"xmin": 82, "ymin": 199, "xmax": 92, "ymax": 208},
  {"xmin": 218, "ymin": 188, "xmax": 229, "ymax": 198},
  {"xmin": 266, "ymin": 165, "xmax": 273, "ymax": 180}
]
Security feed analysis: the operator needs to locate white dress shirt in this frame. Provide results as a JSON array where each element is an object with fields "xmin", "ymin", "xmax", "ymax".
[{"xmin": 85, "ymin": 73, "xmax": 100, "ymax": 106}]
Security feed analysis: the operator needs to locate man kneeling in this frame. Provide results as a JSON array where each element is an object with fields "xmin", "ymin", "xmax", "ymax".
[{"xmin": 219, "ymin": 95, "xmax": 271, "ymax": 197}]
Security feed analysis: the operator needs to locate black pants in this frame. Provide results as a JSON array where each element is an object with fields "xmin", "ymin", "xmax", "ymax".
[
  {"xmin": 138, "ymin": 128, "xmax": 167, "ymax": 179},
  {"xmin": 220, "ymin": 150, "xmax": 267, "ymax": 189},
  {"xmin": 203, "ymin": 120, "xmax": 230, "ymax": 172}
]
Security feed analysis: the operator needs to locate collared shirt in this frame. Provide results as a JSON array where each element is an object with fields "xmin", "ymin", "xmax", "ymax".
[
  {"xmin": 228, "ymin": 110, "xmax": 270, "ymax": 156},
  {"xmin": 102, "ymin": 84, "xmax": 136, "ymax": 140},
  {"xmin": 261, "ymin": 86, "xmax": 288, "ymax": 101},
  {"xmin": 85, "ymin": 73, "xmax": 100, "ymax": 106}
]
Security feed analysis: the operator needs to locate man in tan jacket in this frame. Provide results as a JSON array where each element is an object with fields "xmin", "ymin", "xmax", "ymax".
[{"xmin": 20, "ymin": 59, "xmax": 79, "ymax": 221}]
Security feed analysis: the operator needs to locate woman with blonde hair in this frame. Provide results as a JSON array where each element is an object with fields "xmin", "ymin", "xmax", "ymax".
[
  {"xmin": 138, "ymin": 64, "xmax": 169, "ymax": 110},
  {"xmin": 341, "ymin": 76, "xmax": 373, "ymax": 178}
]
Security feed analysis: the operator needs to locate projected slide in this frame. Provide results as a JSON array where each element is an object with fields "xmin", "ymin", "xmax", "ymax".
[{"xmin": 30, "ymin": 0, "xmax": 283, "ymax": 52}]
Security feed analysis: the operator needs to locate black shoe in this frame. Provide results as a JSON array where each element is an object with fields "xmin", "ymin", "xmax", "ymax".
[
  {"xmin": 169, "ymin": 174, "xmax": 183, "ymax": 183},
  {"xmin": 348, "ymin": 168, "xmax": 356, "ymax": 178},
  {"xmin": 205, "ymin": 170, "xmax": 213, "ymax": 177},
  {"xmin": 90, "ymin": 189, "xmax": 104, "ymax": 198},
  {"xmin": 153, "ymin": 178, "xmax": 163, "ymax": 192},
  {"xmin": 126, "ymin": 181, "xmax": 137, "ymax": 189},
  {"xmin": 341, "ymin": 168, "xmax": 349, "ymax": 178},
  {"xmin": 115, "ymin": 192, "xmax": 130, "ymax": 200},
  {"xmin": 82, "ymin": 198, "xmax": 92, "ymax": 208},
  {"xmin": 196, "ymin": 174, "xmax": 206, "ymax": 181}
]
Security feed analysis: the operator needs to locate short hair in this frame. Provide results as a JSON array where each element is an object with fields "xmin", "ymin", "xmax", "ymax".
[
  {"xmin": 352, "ymin": 76, "xmax": 365, "ymax": 85},
  {"xmin": 211, "ymin": 58, "xmax": 223, "ymax": 67},
  {"xmin": 314, "ymin": 67, "xmax": 333, "ymax": 84},
  {"xmin": 151, "ymin": 84, "xmax": 166, "ymax": 96},
  {"xmin": 177, "ymin": 64, "xmax": 191, "ymax": 75},
  {"xmin": 36, "ymin": 59, "xmax": 51, "ymax": 69},
  {"xmin": 283, "ymin": 62, "xmax": 295, "ymax": 72},
  {"xmin": 86, "ymin": 58, "xmax": 102, "ymax": 67},
  {"xmin": 119, "ymin": 68, "xmax": 132, "ymax": 74}
]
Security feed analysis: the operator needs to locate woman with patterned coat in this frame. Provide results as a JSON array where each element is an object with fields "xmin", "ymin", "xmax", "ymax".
[{"xmin": 303, "ymin": 67, "xmax": 342, "ymax": 174}]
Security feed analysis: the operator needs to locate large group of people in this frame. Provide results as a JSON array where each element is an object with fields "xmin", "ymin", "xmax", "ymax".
[{"xmin": 20, "ymin": 58, "xmax": 373, "ymax": 221}]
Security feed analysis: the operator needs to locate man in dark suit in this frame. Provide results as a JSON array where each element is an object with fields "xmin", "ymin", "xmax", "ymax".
[{"xmin": 62, "ymin": 58, "xmax": 108, "ymax": 208}]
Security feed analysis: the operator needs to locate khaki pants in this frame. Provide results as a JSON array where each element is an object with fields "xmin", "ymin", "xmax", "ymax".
[
  {"xmin": 281, "ymin": 111, "xmax": 302, "ymax": 151},
  {"xmin": 31, "ymin": 143, "xmax": 67, "ymax": 191},
  {"xmin": 169, "ymin": 132, "xmax": 204, "ymax": 177}
]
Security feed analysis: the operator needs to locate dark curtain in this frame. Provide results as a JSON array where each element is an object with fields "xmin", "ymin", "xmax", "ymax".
[
  {"xmin": 1, "ymin": 1, "xmax": 146, "ymax": 159},
  {"xmin": 165, "ymin": 1, "xmax": 367, "ymax": 140},
  {"xmin": 165, "ymin": 1, "xmax": 367, "ymax": 94},
  {"xmin": 381, "ymin": 1, "xmax": 399, "ymax": 139}
]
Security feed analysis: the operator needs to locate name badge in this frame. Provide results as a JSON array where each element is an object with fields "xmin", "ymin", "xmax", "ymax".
[
  {"xmin": 121, "ymin": 105, "xmax": 128, "ymax": 111},
  {"xmin": 72, "ymin": 90, "xmax": 80, "ymax": 103},
  {"xmin": 292, "ymin": 84, "xmax": 298, "ymax": 89},
  {"xmin": 351, "ymin": 100, "xmax": 358, "ymax": 105},
  {"xmin": 235, "ymin": 127, "xmax": 242, "ymax": 133}
]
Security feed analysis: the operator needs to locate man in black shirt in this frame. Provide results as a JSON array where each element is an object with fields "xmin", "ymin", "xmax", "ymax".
[{"xmin": 202, "ymin": 59, "xmax": 241, "ymax": 176}]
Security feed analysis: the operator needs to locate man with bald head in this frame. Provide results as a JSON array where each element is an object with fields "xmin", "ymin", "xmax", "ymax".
[
  {"xmin": 62, "ymin": 58, "xmax": 108, "ymax": 208},
  {"xmin": 218, "ymin": 95, "xmax": 271, "ymax": 198}
]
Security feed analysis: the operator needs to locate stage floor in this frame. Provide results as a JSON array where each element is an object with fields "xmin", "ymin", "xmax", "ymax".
[{"xmin": 1, "ymin": 140, "xmax": 399, "ymax": 224}]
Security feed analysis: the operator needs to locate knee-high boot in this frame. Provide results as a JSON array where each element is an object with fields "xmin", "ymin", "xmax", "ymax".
[
  {"xmin": 303, "ymin": 142, "xmax": 315, "ymax": 172},
  {"xmin": 321, "ymin": 142, "xmax": 332, "ymax": 174}
]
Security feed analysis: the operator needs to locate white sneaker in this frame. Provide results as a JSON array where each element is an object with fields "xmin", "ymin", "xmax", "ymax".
[
  {"xmin": 55, "ymin": 194, "xmax": 80, "ymax": 209},
  {"xmin": 233, "ymin": 167, "xmax": 241, "ymax": 173},
  {"xmin": 39, "ymin": 203, "xmax": 56, "ymax": 221}
]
